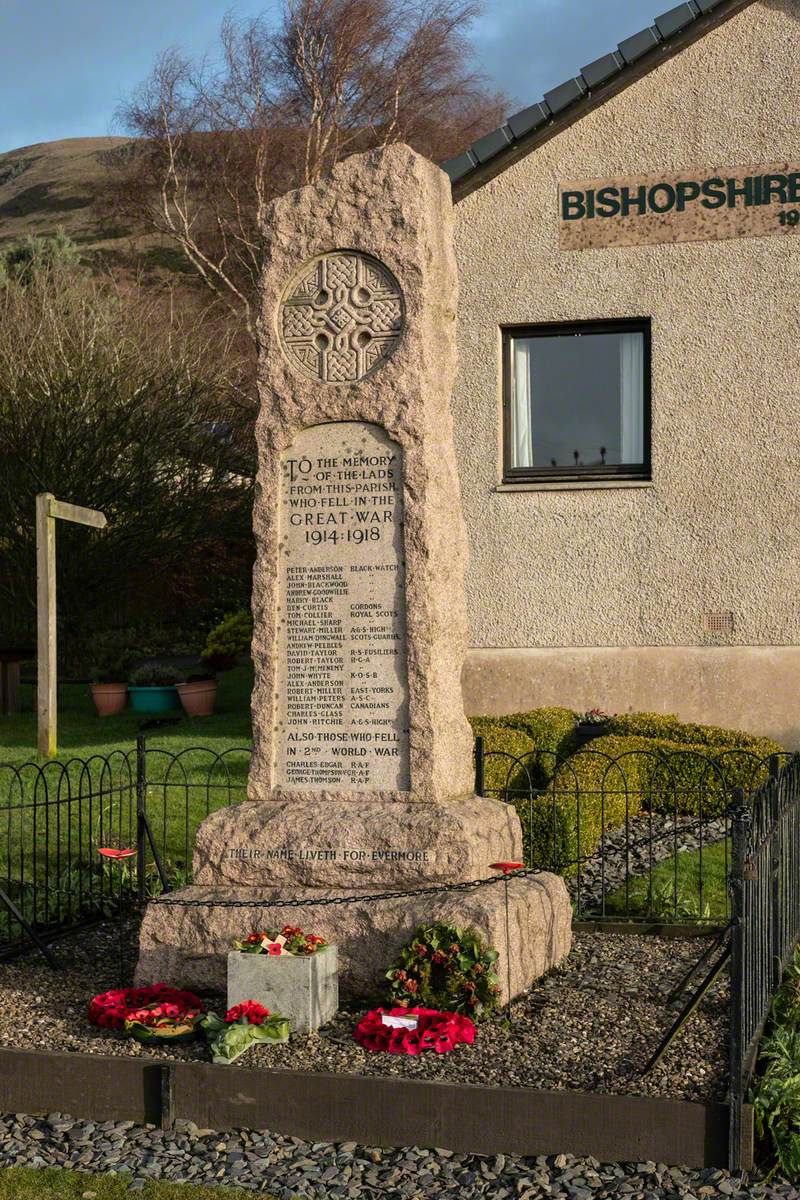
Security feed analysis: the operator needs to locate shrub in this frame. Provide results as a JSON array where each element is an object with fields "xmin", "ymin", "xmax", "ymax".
[
  {"xmin": 607, "ymin": 711, "xmax": 783, "ymax": 753},
  {"xmin": 385, "ymin": 923, "xmax": 500, "ymax": 1018},
  {"xmin": 201, "ymin": 609, "xmax": 253, "ymax": 663},
  {"xmin": 492, "ymin": 707, "xmax": 577, "ymax": 762},
  {"xmin": 129, "ymin": 661, "xmax": 185, "ymax": 687},
  {"xmin": 468, "ymin": 718, "xmax": 539, "ymax": 793}
]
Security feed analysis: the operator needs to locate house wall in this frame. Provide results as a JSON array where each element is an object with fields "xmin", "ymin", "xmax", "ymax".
[{"xmin": 452, "ymin": 0, "xmax": 800, "ymax": 745}]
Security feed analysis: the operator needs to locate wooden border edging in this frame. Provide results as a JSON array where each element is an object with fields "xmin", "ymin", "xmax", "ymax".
[{"xmin": 0, "ymin": 1047, "xmax": 752, "ymax": 1170}]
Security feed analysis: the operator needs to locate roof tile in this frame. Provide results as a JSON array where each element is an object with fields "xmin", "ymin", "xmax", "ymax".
[
  {"xmin": 441, "ymin": 150, "xmax": 478, "ymax": 184},
  {"xmin": 543, "ymin": 77, "xmax": 588, "ymax": 115},
  {"xmin": 507, "ymin": 102, "xmax": 551, "ymax": 140},
  {"xmin": 470, "ymin": 126, "xmax": 514, "ymax": 164},
  {"xmin": 580, "ymin": 51, "xmax": 625, "ymax": 90},
  {"xmin": 655, "ymin": 3, "xmax": 700, "ymax": 37},
  {"xmin": 618, "ymin": 26, "xmax": 662, "ymax": 64}
]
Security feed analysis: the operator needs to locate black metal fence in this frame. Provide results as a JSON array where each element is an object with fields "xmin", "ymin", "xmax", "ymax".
[
  {"xmin": 728, "ymin": 753, "xmax": 800, "ymax": 1170},
  {"xmin": 474, "ymin": 737, "xmax": 790, "ymax": 923},
  {"xmin": 0, "ymin": 737, "xmax": 249, "ymax": 957}
]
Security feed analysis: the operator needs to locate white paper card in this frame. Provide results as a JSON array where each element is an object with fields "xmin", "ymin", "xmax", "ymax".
[{"xmin": 381, "ymin": 1014, "xmax": 418, "ymax": 1030}]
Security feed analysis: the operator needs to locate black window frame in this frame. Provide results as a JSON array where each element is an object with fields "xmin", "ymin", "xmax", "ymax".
[{"xmin": 501, "ymin": 317, "xmax": 652, "ymax": 485}]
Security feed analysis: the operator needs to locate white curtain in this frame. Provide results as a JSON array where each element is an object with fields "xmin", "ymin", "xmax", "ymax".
[
  {"xmin": 511, "ymin": 339, "xmax": 534, "ymax": 468},
  {"xmin": 620, "ymin": 333, "xmax": 643, "ymax": 464}
]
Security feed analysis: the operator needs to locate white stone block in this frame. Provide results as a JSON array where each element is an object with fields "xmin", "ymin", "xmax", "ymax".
[{"xmin": 227, "ymin": 947, "xmax": 339, "ymax": 1035}]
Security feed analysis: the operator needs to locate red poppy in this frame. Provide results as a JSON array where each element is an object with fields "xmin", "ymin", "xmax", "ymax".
[
  {"xmin": 354, "ymin": 1008, "xmax": 475, "ymax": 1056},
  {"xmin": 266, "ymin": 943, "xmax": 283, "ymax": 956},
  {"xmin": 489, "ymin": 861, "xmax": 524, "ymax": 875},
  {"xmin": 225, "ymin": 1000, "xmax": 270, "ymax": 1025},
  {"xmin": 89, "ymin": 985, "xmax": 203, "ymax": 1031},
  {"xmin": 97, "ymin": 847, "xmax": 136, "ymax": 861}
]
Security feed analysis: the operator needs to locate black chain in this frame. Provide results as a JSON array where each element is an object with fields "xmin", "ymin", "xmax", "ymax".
[{"xmin": 146, "ymin": 868, "xmax": 535, "ymax": 908}]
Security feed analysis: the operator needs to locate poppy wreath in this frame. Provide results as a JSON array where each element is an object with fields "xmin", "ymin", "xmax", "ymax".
[
  {"xmin": 354, "ymin": 1007, "xmax": 476, "ymax": 1055},
  {"xmin": 201, "ymin": 1000, "xmax": 290, "ymax": 1064},
  {"xmin": 233, "ymin": 926, "xmax": 328, "ymax": 956},
  {"xmin": 385, "ymin": 923, "xmax": 501, "ymax": 1018},
  {"xmin": 88, "ymin": 985, "xmax": 203, "ymax": 1032}
]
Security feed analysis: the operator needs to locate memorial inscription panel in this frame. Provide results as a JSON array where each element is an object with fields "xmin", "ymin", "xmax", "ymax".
[{"xmin": 273, "ymin": 422, "xmax": 410, "ymax": 791}]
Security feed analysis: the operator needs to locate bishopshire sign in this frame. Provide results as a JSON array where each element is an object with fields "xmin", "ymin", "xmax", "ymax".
[{"xmin": 559, "ymin": 161, "xmax": 800, "ymax": 250}]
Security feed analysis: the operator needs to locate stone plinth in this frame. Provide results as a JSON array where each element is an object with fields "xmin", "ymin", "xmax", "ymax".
[
  {"xmin": 193, "ymin": 797, "xmax": 522, "ymax": 890},
  {"xmin": 250, "ymin": 144, "xmax": 474, "ymax": 804},
  {"xmin": 227, "ymin": 946, "xmax": 339, "ymax": 1035},
  {"xmin": 136, "ymin": 874, "xmax": 572, "ymax": 1005}
]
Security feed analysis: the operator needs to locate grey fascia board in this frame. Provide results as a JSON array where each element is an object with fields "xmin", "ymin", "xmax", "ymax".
[
  {"xmin": 441, "ymin": 150, "xmax": 478, "ymax": 183},
  {"xmin": 543, "ymin": 77, "xmax": 588, "ymax": 116},
  {"xmin": 507, "ymin": 102, "xmax": 551, "ymax": 140},
  {"xmin": 580, "ymin": 51, "xmax": 625, "ymax": 90},
  {"xmin": 470, "ymin": 125, "xmax": 514, "ymax": 164},
  {"xmin": 694, "ymin": 0, "xmax": 725, "ymax": 10},
  {"xmin": 618, "ymin": 26, "xmax": 662, "ymax": 64},
  {"xmin": 655, "ymin": 2, "xmax": 700, "ymax": 37}
]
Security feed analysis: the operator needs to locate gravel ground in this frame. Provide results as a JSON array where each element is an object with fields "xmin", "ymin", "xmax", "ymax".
[
  {"xmin": 0, "ymin": 1112, "xmax": 795, "ymax": 1199},
  {"xmin": 570, "ymin": 813, "xmax": 728, "ymax": 912},
  {"xmin": 0, "ymin": 920, "xmax": 727, "ymax": 1102}
]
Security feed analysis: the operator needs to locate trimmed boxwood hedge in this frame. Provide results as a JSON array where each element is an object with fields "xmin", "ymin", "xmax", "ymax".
[{"xmin": 469, "ymin": 709, "xmax": 785, "ymax": 873}]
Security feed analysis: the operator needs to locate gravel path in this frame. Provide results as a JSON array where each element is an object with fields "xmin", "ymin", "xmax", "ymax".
[
  {"xmin": 570, "ymin": 813, "xmax": 729, "ymax": 912},
  {"xmin": 0, "ymin": 920, "xmax": 727, "ymax": 1102},
  {"xmin": 0, "ymin": 1112, "xmax": 795, "ymax": 1199}
]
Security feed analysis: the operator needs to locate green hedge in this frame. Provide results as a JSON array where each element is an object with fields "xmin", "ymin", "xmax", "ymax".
[
  {"xmin": 468, "ymin": 719, "xmax": 539, "ymax": 794},
  {"xmin": 607, "ymin": 711, "xmax": 784, "ymax": 753},
  {"xmin": 470, "ymin": 708, "xmax": 577, "ymax": 790}
]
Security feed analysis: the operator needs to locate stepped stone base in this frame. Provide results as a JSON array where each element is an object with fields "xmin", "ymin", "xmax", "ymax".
[{"xmin": 135, "ymin": 874, "xmax": 572, "ymax": 1005}]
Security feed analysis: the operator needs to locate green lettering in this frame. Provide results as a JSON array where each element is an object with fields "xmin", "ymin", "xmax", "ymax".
[
  {"xmin": 595, "ymin": 187, "xmax": 621, "ymax": 218},
  {"xmin": 726, "ymin": 176, "xmax": 755, "ymax": 208},
  {"xmin": 648, "ymin": 183, "xmax": 676, "ymax": 214},
  {"xmin": 700, "ymin": 178, "xmax": 726, "ymax": 209},
  {"xmin": 561, "ymin": 191, "xmax": 586, "ymax": 221},
  {"xmin": 620, "ymin": 185, "xmax": 647, "ymax": 217},
  {"xmin": 763, "ymin": 174, "xmax": 789, "ymax": 204},
  {"xmin": 675, "ymin": 180, "xmax": 701, "ymax": 211}
]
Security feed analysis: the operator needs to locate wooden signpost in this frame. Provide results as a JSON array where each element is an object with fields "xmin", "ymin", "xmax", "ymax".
[{"xmin": 36, "ymin": 493, "xmax": 107, "ymax": 758}]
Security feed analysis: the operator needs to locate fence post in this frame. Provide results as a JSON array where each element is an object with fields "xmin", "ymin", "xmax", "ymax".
[
  {"xmin": 728, "ymin": 787, "xmax": 748, "ymax": 1173},
  {"xmin": 474, "ymin": 736, "xmax": 484, "ymax": 797},
  {"xmin": 136, "ymin": 735, "xmax": 147, "ymax": 905}
]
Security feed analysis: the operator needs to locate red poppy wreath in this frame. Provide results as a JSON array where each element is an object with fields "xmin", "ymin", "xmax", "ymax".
[
  {"xmin": 354, "ymin": 1007, "xmax": 476, "ymax": 1056},
  {"xmin": 88, "ymin": 985, "xmax": 203, "ymax": 1031}
]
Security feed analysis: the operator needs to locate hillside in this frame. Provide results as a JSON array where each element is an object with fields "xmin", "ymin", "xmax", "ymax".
[{"xmin": 0, "ymin": 136, "xmax": 192, "ymax": 281}]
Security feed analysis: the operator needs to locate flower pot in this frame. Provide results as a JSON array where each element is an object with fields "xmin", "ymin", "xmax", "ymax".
[
  {"xmin": 90, "ymin": 683, "xmax": 128, "ymax": 717},
  {"xmin": 177, "ymin": 679, "xmax": 217, "ymax": 718},
  {"xmin": 127, "ymin": 685, "xmax": 182, "ymax": 715},
  {"xmin": 227, "ymin": 945, "xmax": 338, "ymax": 1035},
  {"xmin": 573, "ymin": 722, "xmax": 609, "ymax": 749}
]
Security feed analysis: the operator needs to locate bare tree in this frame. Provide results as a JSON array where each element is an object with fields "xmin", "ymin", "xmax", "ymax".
[{"xmin": 110, "ymin": 0, "xmax": 505, "ymax": 341}]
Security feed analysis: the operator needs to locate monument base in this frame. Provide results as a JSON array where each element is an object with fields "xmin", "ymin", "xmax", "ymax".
[{"xmin": 135, "ymin": 874, "xmax": 572, "ymax": 1005}]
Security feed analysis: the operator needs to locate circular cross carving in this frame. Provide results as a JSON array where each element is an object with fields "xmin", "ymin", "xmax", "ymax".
[{"xmin": 279, "ymin": 251, "xmax": 405, "ymax": 384}]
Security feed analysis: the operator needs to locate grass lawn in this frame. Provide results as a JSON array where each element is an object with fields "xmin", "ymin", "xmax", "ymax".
[
  {"xmin": 603, "ymin": 839, "xmax": 730, "ymax": 921},
  {"xmin": 0, "ymin": 666, "xmax": 254, "ymax": 906},
  {"xmin": 0, "ymin": 663, "xmax": 254, "ymax": 766},
  {"xmin": 0, "ymin": 1166, "xmax": 261, "ymax": 1199}
]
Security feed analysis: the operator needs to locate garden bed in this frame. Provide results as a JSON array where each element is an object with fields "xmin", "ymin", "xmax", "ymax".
[{"xmin": 0, "ymin": 919, "xmax": 727, "ymax": 1104}]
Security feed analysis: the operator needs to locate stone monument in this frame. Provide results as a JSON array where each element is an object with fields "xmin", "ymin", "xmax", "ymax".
[{"xmin": 137, "ymin": 144, "xmax": 571, "ymax": 1001}]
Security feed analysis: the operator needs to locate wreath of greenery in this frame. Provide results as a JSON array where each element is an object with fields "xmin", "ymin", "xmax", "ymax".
[{"xmin": 385, "ymin": 923, "xmax": 500, "ymax": 1018}]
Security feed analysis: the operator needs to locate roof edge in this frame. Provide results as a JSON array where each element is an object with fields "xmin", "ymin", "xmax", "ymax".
[{"xmin": 448, "ymin": 0, "xmax": 757, "ymax": 203}]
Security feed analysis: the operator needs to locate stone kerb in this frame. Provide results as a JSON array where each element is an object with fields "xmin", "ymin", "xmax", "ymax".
[{"xmin": 250, "ymin": 143, "xmax": 474, "ymax": 805}]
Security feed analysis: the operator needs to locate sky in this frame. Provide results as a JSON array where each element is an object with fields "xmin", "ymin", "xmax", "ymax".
[{"xmin": 0, "ymin": 0, "xmax": 654, "ymax": 156}]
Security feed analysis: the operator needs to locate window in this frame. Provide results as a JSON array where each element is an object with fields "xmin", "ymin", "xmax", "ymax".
[{"xmin": 502, "ymin": 319, "xmax": 651, "ymax": 483}]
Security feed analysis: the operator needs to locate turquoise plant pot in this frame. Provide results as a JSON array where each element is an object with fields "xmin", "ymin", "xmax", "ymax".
[{"xmin": 128, "ymin": 685, "xmax": 181, "ymax": 715}]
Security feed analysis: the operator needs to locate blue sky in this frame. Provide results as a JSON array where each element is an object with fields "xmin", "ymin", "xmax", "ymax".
[{"xmin": 0, "ymin": 0, "xmax": 653, "ymax": 155}]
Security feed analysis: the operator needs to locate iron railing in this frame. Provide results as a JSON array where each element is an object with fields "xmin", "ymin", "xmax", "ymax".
[
  {"xmin": 474, "ymin": 736, "xmax": 789, "ymax": 923},
  {"xmin": 728, "ymin": 753, "xmax": 800, "ymax": 1169}
]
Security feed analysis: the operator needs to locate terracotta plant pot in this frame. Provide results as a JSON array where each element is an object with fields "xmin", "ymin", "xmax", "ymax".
[
  {"xmin": 90, "ymin": 683, "xmax": 128, "ymax": 717},
  {"xmin": 177, "ymin": 679, "xmax": 217, "ymax": 717}
]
